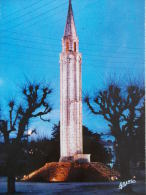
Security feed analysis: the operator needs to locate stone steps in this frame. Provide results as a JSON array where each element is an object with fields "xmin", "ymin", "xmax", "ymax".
[{"xmin": 22, "ymin": 162, "xmax": 120, "ymax": 182}]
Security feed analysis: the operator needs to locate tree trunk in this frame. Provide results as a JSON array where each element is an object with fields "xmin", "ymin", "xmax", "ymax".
[{"xmin": 8, "ymin": 176, "xmax": 16, "ymax": 193}]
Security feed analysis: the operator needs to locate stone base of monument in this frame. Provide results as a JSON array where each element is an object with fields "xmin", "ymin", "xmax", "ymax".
[
  {"xmin": 59, "ymin": 154, "xmax": 91, "ymax": 163},
  {"xmin": 22, "ymin": 162, "xmax": 120, "ymax": 182}
]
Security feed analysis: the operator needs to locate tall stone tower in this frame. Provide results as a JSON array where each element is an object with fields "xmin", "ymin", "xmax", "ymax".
[{"xmin": 60, "ymin": 0, "xmax": 90, "ymax": 162}]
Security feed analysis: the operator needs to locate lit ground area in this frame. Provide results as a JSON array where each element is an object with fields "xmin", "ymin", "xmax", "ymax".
[{"xmin": 0, "ymin": 178, "xmax": 145, "ymax": 195}]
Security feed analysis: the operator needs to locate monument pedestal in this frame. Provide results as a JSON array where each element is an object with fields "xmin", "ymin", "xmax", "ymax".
[
  {"xmin": 22, "ymin": 162, "xmax": 120, "ymax": 182},
  {"xmin": 60, "ymin": 154, "xmax": 91, "ymax": 163}
]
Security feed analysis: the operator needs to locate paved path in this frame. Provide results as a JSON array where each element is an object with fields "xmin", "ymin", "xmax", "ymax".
[{"xmin": 0, "ymin": 179, "xmax": 145, "ymax": 194}]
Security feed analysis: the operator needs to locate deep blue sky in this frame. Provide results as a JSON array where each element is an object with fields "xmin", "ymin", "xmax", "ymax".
[{"xmin": 0, "ymin": 0, "xmax": 144, "ymax": 140}]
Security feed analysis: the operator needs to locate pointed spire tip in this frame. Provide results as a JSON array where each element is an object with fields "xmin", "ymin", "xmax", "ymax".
[{"xmin": 64, "ymin": 0, "xmax": 77, "ymax": 37}]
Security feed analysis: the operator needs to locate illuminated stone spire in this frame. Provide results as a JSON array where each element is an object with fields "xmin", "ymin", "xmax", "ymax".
[{"xmin": 59, "ymin": 0, "xmax": 90, "ymax": 163}]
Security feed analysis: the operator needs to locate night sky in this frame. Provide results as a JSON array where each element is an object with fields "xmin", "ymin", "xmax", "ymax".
[{"xmin": 0, "ymin": 0, "xmax": 144, "ymax": 140}]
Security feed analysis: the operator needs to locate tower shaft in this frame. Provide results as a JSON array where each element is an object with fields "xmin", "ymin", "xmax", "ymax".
[{"xmin": 59, "ymin": 0, "xmax": 90, "ymax": 162}]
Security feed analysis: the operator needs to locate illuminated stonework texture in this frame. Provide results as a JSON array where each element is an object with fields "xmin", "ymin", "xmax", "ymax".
[{"xmin": 60, "ymin": 0, "xmax": 90, "ymax": 162}]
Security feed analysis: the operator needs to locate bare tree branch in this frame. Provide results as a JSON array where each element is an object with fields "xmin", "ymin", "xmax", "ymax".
[
  {"xmin": 40, "ymin": 115, "xmax": 50, "ymax": 122},
  {"xmin": 84, "ymin": 95, "xmax": 101, "ymax": 115}
]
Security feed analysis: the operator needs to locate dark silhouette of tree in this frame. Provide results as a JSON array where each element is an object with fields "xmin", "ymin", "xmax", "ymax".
[
  {"xmin": 23, "ymin": 138, "xmax": 52, "ymax": 174},
  {"xmin": 0, "ymin": 82, "xmax": 52, "ymax": 193},
  {"xmin": 84, "ymin": 83, "xmax": 144, "ymax": 180},
  {"xmin": 132, "ymin": 103, "xmax": 145, "ymax": 165}
]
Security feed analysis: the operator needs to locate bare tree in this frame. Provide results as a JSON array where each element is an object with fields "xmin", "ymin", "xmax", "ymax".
[
  {"xmin": 84, "ymin": 83, "xmax": 144, "ymax": 181},
  {"xmin": 0, "ymin": 82, "xmax": 53, "ymax": 193}
]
